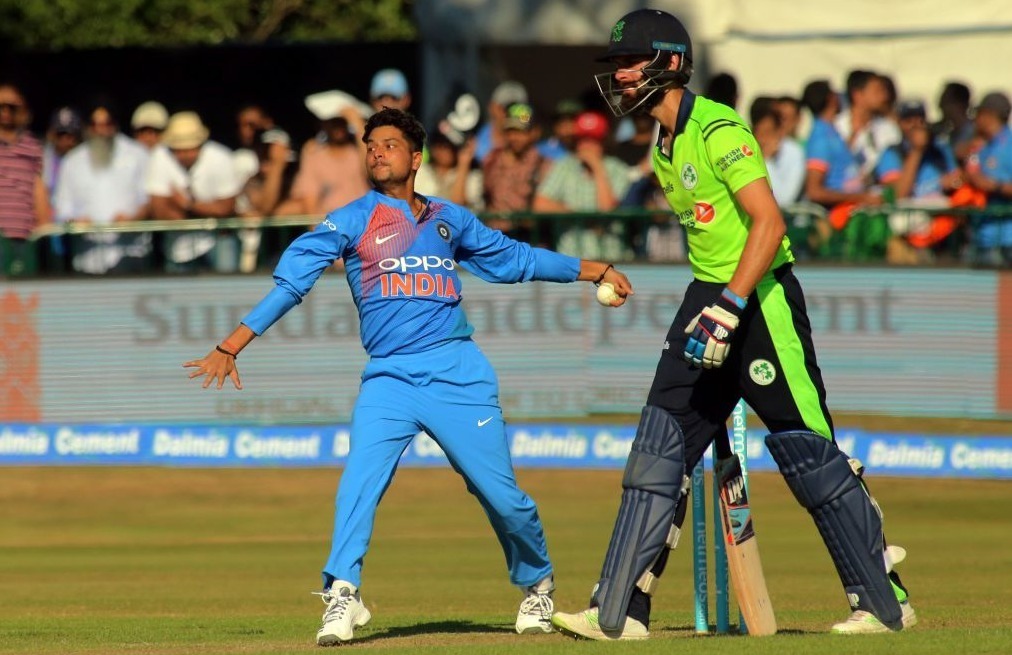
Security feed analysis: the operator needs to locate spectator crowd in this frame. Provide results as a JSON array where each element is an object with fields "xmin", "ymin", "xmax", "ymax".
[{"xmin": 1, "ymin": 66, "xmax": 1010, "ymax": 277}]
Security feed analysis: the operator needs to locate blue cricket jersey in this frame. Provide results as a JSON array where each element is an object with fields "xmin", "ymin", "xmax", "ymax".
[
  {"xmin": 806, "ymin": 118, "xmax": 864, "ymax": 194},
  {"xmin": 874, "ymin": 140, "xmax": 957, "ymax": 198},
  {"xmin": 968, "ymin": 125, "xmax": 1012, "ymax": 248},
  {"xmin": 242, "ymin": 189, "xmax": 581, "ymax": 357}
]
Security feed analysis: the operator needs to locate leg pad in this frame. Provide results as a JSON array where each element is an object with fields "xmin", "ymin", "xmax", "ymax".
[
  {"xmin": 593, "ymin": 406, "xmax": 686, "ymax": 632},
  {"xmin": 765, "ymin": 431, "xmax": 902, "ymax": 631}
]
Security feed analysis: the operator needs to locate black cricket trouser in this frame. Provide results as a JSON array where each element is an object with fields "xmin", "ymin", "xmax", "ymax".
[{"xmin": 646, "ymin": 264, "xmax": 835, "ymax": 472}]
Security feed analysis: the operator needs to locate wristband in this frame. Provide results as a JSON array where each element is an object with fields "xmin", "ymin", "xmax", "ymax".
[
  {"xmin": 221, "ymin": 338, "xmax": 242, "ymax": 354},
  {"xmin": 717, "ymin": 287, "xmax": 747, "ymax": 315},
  {"xmin": 594, "ymin": 264, "xmax": 614, "ymax": 286},
  {"xmin": 215, "ymin": 345, "xmax": 238, "ymax": 358}
]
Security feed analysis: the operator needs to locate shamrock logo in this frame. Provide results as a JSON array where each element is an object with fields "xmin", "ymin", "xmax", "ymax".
[
  {"xmin": 681, "ymin": 163, "xmax": 698, "ymax": 190},
  {"xmin": 749, "ymin": 359, "xmax": 776, "ymax": 386},
  {"xmin": 611, "ymin": 20, "xmax": 625, "ymax": 42}
]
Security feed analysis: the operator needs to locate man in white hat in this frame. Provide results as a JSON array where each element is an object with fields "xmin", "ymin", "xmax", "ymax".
[
  {"xmin": 146, "ymin": 111, "xmax": 243, "ymax": 272},
  {"xmin": 131, "ymin": 101, "xmax": 168, "ymax": 151}
]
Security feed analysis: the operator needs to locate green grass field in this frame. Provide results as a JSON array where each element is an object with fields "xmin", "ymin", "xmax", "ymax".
[{"xmin": 1, "ymin": 466, "xmax": 1010, "ymax": 655}]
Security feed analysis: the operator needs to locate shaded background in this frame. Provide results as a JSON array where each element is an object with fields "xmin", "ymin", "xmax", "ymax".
[{"xmin": 3, "ymin": 0, "xmax": 1011, "ymax": 146}]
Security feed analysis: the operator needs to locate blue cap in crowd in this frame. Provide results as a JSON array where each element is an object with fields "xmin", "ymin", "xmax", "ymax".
[{"xmin": 370, "ymin": 69, "xmax": 409, "ymax": 99}]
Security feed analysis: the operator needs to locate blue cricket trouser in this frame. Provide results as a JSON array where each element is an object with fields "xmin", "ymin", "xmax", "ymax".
[{"xmin": 321, "ymin": 339, "xmax": 553, "ymax": 590}]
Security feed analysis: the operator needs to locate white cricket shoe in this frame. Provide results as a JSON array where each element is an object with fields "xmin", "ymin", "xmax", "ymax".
[
  {"xmin": 314, "ymin": 581, "xmax": 372, "ymax": 646},
  {"xmin": 515, "ymin": 575, "xmax": 554, "ymax": 634},
  {"xmin": 551, "ymin": 607, "xmax": 649, "ymax": 641},
  {"xmin": 831, "ymin": 601, "xmax": 917, "ymax": 634}
]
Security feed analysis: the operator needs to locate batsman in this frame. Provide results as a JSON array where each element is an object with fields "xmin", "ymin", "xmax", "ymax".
[{"xmin": 552, "ymin": 8, "xmax": 915, "ymax": 639}]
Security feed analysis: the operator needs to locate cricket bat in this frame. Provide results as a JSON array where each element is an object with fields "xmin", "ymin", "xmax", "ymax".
[{"xmin": 715, "ymin": 454, "xmax": 777, "ymax": 636}]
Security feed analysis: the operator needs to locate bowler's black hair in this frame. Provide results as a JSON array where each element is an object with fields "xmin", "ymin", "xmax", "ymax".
[{"xmin": 363, "ymin": 108, "xmax": 427, "ymax": 153}]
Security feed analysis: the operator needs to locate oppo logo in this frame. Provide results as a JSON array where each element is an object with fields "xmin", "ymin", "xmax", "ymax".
[{"xmin": 378, "ymin": 255, "xmax": 456, "ymax": 273}]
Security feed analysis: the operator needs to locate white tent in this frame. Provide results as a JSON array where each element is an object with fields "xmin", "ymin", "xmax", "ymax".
[
  {"xmin": 417, "ymin": 0, "xmax": 1012, "ymax": 118},
  {"xmin": 698, "ymin": 0, "xmax": 1012, "ymax": 119}
]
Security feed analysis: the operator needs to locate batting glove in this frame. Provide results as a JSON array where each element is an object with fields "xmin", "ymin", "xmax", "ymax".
[{"xmin": 683, "ymin": 288, "xmax": 747, "ymax": 369}]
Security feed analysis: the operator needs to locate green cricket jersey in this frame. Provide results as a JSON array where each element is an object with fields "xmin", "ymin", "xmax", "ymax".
[{"xmin": 653, "ymin": 91, "xmax": 794, "ymax": 283}]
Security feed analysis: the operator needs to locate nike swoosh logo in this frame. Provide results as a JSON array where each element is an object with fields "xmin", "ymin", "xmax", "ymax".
[
  {"xmin": 477, "ymin": 417, "xmax": 493, "ymax": 427},
  {"xmin": 374, "ymin": 233, "xmax": 398, "ymax": 245}
]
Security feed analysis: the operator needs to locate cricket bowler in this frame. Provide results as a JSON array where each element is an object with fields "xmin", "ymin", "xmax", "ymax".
[{"xmin": 184, "ymin": 108, "xmax": 633, "ymax": 645}]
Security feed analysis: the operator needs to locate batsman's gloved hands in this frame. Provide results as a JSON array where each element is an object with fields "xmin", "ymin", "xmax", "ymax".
[{"xmin": 683, "ymin": 288, "xmax": 747, "ymax": 369}]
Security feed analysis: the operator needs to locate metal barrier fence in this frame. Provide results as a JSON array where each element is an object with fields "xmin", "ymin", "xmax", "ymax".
[{"xmin": 1, "ymin": 203, "xmax": 1009, "ymax": 278}]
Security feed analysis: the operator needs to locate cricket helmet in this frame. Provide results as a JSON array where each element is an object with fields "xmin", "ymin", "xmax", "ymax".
[{"xmin": 595, "ymin": 9, "xmax": 694, "ymax": 117}]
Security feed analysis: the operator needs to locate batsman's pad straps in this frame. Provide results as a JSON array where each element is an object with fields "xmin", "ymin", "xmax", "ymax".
[
  {"xmin": 849, "ymin": 458, "xmax": 884, "ymax": 518},
  {"xmin": 665, "ymin": 522, "xmax": 681, "ymax": 549},
  {"xmin": 595, "ymin": 405, "xmax": 686, "ymax": 632},
  {"xmin": 765, "ymin": 431, "xmax": 903, "ymax": 631},
  {"xmin": 636, "ymin": 571, "xmax": 660, "ymax": 595},
  {"xmin": 634, "ymin": 523, "xmax": 681, "ymax": 596}
]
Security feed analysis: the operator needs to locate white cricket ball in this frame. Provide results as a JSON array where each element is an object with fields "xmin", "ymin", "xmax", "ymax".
[{"xmin": 596, "ymin": 282, "xmax": 620, "ymax": 306}]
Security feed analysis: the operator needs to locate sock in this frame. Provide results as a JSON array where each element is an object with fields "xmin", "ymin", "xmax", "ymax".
[{"xmin": 626, "ymin": 589, "xmax": 651, "ymax": 628}]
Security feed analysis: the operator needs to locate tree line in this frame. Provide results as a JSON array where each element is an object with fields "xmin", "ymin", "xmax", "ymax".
[{"xmin": 0, "ymin": 0, "xmax": 416, "ymax": 49}]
